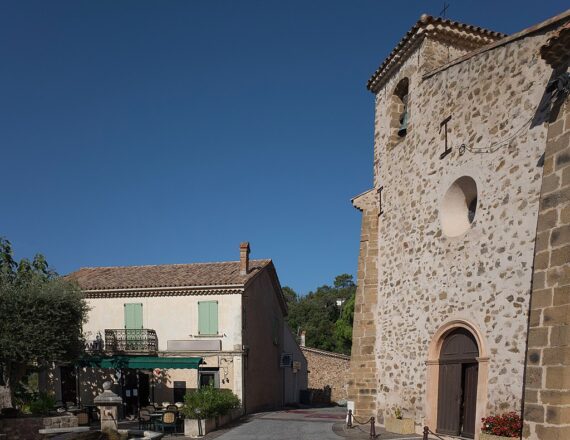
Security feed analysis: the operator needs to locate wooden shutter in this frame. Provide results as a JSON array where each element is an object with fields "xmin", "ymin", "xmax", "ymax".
[
  {"xmin": 198, "ymin": 301, "xmax": 218, "ymax": 335},
  {"xmin": 124, "ymin": 303, "xmax": 143, "ymax": 329}
]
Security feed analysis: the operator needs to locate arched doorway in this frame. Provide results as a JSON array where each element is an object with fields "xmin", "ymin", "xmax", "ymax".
[{"xmin": 436, "ymin": 328, "xmax": 479, "ymax": 439}]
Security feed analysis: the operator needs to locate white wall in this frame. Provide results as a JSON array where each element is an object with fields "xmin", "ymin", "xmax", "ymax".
[{"xmin": 84, "ymin": 293, "xmax": 242, "ymax": 352}]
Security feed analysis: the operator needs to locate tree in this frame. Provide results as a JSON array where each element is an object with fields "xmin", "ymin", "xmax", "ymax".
[
  {"xmin": 284, "ymin": 274, "xmax": 356, "ymax": 355},
  {"xmin": 0, "ymin": 238, "xmax": 88, "ymax": 407}
]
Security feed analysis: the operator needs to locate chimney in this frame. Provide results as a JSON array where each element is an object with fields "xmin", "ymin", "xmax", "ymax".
[
  {"xmin": 239, "ymin": 242, "xmax": 250, "ymax": 275},
  {"xmin": 300, "ymin": 330, "xmax": 306, "ymax": 347}
]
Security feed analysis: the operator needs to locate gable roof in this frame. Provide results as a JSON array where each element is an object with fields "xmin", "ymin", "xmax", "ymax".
[
  {"xmin": 367, "ymin": 14, "xmax": 506, "ymax": 93},
  {"xmin": 68, "ymin": 259, "xmax": 272, "ymax": 292}
]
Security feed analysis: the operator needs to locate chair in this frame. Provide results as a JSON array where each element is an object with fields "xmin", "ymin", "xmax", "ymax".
[
  {"xmin": 145, "ymin": 405, "xmax": 156, "ymax": 413},
  {"xmin": 166, "ymin": 404, "xmax": 178, "ymax": 411},
  {"xmin": 155, "ymin": 410, "xmax": 177, "ymax": 434},
  {"xmin": 138, "ymin": 409, "xmax": 152, "ymax": 430},
  {"xmin": 76, "ymin": 410, "xmax": 90, "ymax": 426}
]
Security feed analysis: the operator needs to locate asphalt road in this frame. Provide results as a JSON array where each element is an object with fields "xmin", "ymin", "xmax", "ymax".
[{"xmin": 213, "ymin": 407, "xmax": 346, "ymax": 440}]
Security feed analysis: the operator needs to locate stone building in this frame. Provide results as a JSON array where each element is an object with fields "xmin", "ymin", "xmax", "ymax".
[
  {"xmin": 347, "ymin": 10, "xmax": 570, "ymax": 440},
  {"xmin": 300, "ymin": 345, "xmax": 350, "ymax": 404}
]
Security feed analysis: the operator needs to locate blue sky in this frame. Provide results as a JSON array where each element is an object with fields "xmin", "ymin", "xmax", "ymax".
[{"xmin": 2, "ymin": 1, "xmax": 568, "ymax": 294}]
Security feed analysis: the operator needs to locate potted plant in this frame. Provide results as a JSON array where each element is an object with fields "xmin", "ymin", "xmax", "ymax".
[
  {"xmin": 480, "ymin": 412, "xmax": 522, "ymax": 440},
  {"xmin": 385, "ymin": 407, "xmax": 415, "ymax": 435},
  {"xmin": 181, "ymin": 386, "xmax": 241, "ymax": 437}
]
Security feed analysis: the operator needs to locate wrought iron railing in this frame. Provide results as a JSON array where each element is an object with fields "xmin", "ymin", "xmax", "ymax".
[{"xmin": 104, "ymin": 329, "xmax": 158, "ymax": 353}]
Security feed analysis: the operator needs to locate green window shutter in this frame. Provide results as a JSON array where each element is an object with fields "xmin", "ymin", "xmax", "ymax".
[
  {"xmin": 124, "ymin": 303, "xmax": 143, "ymax": 329},
  {"xmin": 198, "ymin": 301, "xmax": 218, "ymax": 335},
  {"xmin": 209, "ymin": 301, "xmax": 218, "ymax": 335}
]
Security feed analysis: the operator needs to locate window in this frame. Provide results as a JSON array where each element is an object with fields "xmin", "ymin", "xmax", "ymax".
[
  {"xmin": 198, "ymin": 301, "xmax": 219, "ymax": 335},
  {"xmin": 441, "ymin": 176, "xmax": 478, "ymax": 237},
  {"xmin": 272, "ymin": 316, "xmax": 280, "ymax": 345},
  {"xmin": 173, "ymin": 381, "xmax": 186, "ymax": 403},
  {"xmin": 388, "ymin": 77, "xmax": 410, "ymax": 147},
  {"xmin": 199, "ymin": 368, "xmax": 219, "ymax": 388}
]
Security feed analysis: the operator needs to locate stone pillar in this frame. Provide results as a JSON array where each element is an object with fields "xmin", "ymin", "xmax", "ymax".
[
  {"xmin": 94, "ymin": 381, "xmax": 122, "ymax": 433},
  {"xmin": 523, "ymin": 26, "xmax": 570, "ymax": 440},
  {"xmin": 347, "ymin": 189, "xmax": 380, "ymax": 419}
]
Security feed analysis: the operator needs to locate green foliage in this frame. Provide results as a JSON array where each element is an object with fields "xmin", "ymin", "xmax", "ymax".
[
  {"xmin": 28, "ymin": 392, "xmax": 56, "ymax": 416},
  {"xmin": 394, "ymin": 407, "xmax": 402, "ymax": 420},
  {"xmin": 0, "ymin": 237, "xmax": 88, "ymax": 406},
  {"xmin": 181, "ymin": 386, "xmax": 241, "ymax": 419},
  {"xmin": 285, "ymin": 274, "xmax": 356, "ymax": 355}
]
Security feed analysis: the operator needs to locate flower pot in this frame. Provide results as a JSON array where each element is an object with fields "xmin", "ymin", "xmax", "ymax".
[
  {"xmin": 184, "ymin": 418, "xmax": 216, "ymax": 437},
  {"xmin": 480, "ymin": 433, "xmax": 517, "ymax": 440},
  {"xmin": 384, "ymin": 416, "xmax": 415, "ymax": 435}
]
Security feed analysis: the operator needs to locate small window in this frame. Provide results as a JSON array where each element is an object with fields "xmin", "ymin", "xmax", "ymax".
[
  {"xmin": 199, "ymin": 368, "xmax": 219, "ymax": 388},
  {"xmin": 173, "ymin": 381, "xmax": 186, "ymax": 403},
  {"xmin": 272, "ymin": 316, "xmax": 280, "ymax": 346},
  {"xmin": 198, "ymin": 301, "xmax": 219, "ymax": 335}
]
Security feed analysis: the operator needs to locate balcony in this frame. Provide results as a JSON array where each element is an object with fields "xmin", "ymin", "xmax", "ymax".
[{"xmin": 103, "ymin": 329, "xmax": 159, "ymax": 354}]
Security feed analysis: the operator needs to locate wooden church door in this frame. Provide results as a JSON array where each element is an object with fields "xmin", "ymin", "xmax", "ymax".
[{"xmin": 436, "ymin": 328, "xmax": 479, "ymax": 439}]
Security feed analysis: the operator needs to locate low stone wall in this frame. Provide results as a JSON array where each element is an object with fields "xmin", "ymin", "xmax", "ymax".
[
  {"xmin": 301, "ymin": 346, "xmax": 350, "ymax": 403},
  {"xmin": 0, "ymin": 415, "xmax": 77, "ymax": 440}
]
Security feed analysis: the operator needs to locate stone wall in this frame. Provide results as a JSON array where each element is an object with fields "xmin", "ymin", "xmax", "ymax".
[
  {"xmin": 347, "ymin": 189, "xmax": 379, "ymax": 417},
  {"xmin": 0, "ymin": 415, "xmax": 77, "ymax": 440},
  {"xmin": 522, "ymin": 29, "xmax": 570, "ymax": 439},
  {"xmin": 350, "ymin": 13, "xmax": 570, "ymax": 436},
  {"xmin": 301, "ymin": 346, "xmax": 350, "ymax": 403}
]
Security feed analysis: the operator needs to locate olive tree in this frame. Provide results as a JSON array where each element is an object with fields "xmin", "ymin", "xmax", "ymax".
[{"xmin": 0, "ymin": 238, "xmax": 88, "ymax": 406}]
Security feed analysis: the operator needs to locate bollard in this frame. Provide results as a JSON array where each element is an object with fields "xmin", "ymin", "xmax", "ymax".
[
  {"xmin": 347, "ymin": 409, "xmax": 353, "ymax": 428},
  {"xmin": 370, "ymin": 416, "xmax": 376, "ymax": 438},
  {"xmin": 423, "ymin": 426, "xmax": 429, "ymax": 440}
]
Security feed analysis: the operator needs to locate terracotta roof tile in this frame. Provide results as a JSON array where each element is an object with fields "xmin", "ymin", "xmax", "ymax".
[
  {"xmin": 367, "ymin": 14, "xmax": 506, "ymax": 92},
  {"xmin": 68, "ymin": 259, "xmax": 272, "ymax": 291}
]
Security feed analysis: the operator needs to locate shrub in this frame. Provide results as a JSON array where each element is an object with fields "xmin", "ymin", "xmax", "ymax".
[
  {"xmin": 181, "ymin": 386, "xmax": 240, "ymax": 420},
  {"xmin": 29, "ymin": 392, "xmax": 56, "ymax": 416},
  {"xmin": 481, "ymin": 412, "xmax": 522, "ymax": 438}
]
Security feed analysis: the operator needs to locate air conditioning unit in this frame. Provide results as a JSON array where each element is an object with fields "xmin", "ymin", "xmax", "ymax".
[{"xmin": 280, "ymin": 353, "xmax": 293, "ymax": 367}]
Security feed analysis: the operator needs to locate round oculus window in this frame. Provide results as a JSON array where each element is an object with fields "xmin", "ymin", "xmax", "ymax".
[{"xmin": 441, "ymin": 176, "xmax": 478, "ymax": 237}]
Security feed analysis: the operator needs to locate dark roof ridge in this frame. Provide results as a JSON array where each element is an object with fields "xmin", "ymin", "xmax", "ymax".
[{"xmin": 75, "ymin": 258, "xmax": 271, "ymax": 272}]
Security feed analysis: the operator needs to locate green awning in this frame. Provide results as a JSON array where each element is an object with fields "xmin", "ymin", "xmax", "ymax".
[{"xmin": 80, "ymin": 356, "xmax": 203, "ymax": 370}]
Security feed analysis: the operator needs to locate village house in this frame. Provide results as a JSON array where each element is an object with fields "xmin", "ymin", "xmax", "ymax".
[
  {"xmin": 348, "ymin": 10, "xmax": 570, "ymax": 440},
  {"xmin": 47, "ymin": 242, "xmax": 307, "ymax": 417}
]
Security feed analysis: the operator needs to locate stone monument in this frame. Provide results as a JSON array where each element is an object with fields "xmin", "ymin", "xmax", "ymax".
[{"xmin": 94, "ymin": 381, "xmax": 122, "ymax": 432}]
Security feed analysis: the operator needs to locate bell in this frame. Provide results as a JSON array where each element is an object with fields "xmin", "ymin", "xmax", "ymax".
[{"xmin": 398, "ymin": 108, "xmax": 408, "ymax": 137}]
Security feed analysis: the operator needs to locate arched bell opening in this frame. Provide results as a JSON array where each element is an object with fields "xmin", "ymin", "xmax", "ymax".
[{"xmin": 387, "ymin": 77, "xmax": 411, "ymax": 148}]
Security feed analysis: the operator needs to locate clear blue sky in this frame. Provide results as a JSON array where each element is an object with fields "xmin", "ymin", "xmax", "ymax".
[{"xmin": 2, "ymin": 1, "xmax": 567, "ymax": 294}]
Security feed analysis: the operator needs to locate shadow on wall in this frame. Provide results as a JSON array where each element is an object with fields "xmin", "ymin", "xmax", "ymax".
[{"xmin": 302, "ymin": 386, "xmax": 333, "ymax": 405}]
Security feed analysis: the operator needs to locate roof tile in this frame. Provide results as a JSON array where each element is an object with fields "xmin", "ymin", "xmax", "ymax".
[{"xmin": 68, "ymin": 259, "xmax": 271, "ymax": 291}]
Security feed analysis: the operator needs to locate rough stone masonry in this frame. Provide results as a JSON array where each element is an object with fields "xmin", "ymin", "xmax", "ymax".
[{"xmin": 347, "ymin": 11, "xmax": 570, "ymax": 440}]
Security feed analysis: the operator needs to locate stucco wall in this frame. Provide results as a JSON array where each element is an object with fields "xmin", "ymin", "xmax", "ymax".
[
  {"xmin": 84, "ymin": 293, "xmax": 242, "ymax": 351},
  {"xmin": 283, "ymin": 326, "xmax": 308, "ymax": 405},
  {"xmin": 243, "ymin": 269, "xmax": 285, "ymax": 413},
  {"xmin": 350, "ymin": 22, "xmax": 563, "ymax": 431}
]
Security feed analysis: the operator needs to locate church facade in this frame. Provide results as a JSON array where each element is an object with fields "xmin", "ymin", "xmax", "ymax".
[{"xmin": 348, "ymin": 11, "xmax": 570, "ymax": 440}]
